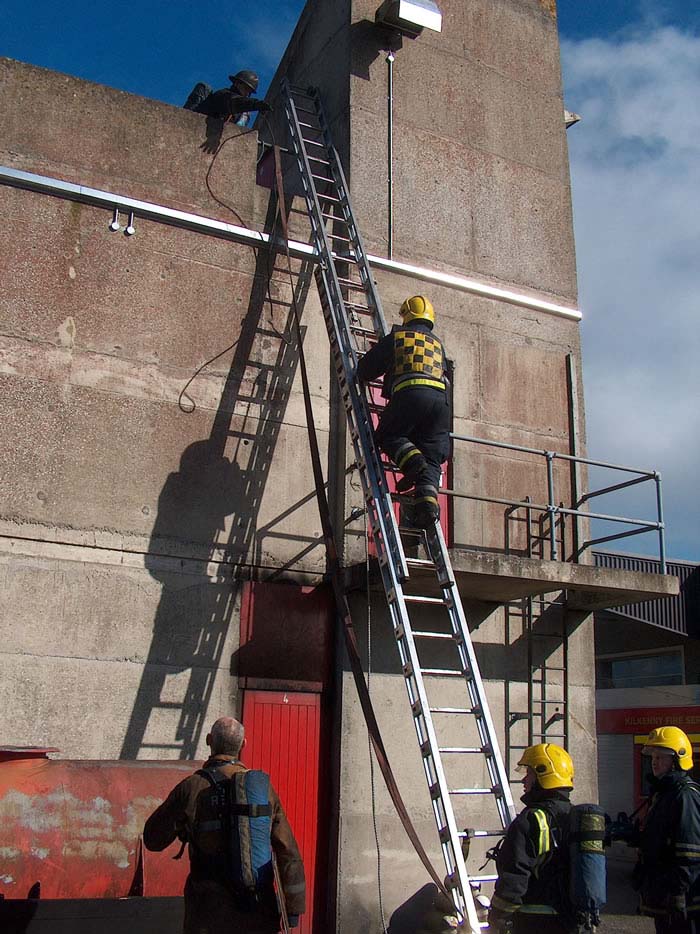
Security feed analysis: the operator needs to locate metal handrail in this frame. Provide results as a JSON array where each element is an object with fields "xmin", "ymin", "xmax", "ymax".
[{"xmin": 445, "ymin": 433, "xmax": 666, "ymax": 572}]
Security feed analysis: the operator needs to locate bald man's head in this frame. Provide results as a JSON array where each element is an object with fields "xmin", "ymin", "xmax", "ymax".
[{"xmin": 207, "ymin": 717, "xmax": 245, "ymax": 757}]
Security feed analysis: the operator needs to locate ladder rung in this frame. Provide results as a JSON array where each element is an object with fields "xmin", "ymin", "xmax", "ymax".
[
  {"xmin": 458, "ymin": 830, "xmax": 504, "ymax": 839},
  {"xmin": 429, "ymin": 705, "xmax": 478, "ymax": 715},
  {"xmin": 532, "ymin": 699, "xmax": 566, "ymax": 705},
  {"xmin": 404, "ymin": 594, "xmax": 446, "ymax": 606},
  {"xmin": 405, "ymin": 557, "xmax": 436, "ymax": 569},
  {"xmin": 421, "ymin": 668, "xmax": 464, "ymax": 677},
  {"xmin": 450, "ymin": 787, "xmax": 495, "ymax": 796},
  {"xmin": 439, "ymin": 747, "xmax": 486, "ymax": 754},
  {"xmin": 311, "ymin": 173, "xmax": 334, "ymax": 183},
  {"xmin": 470, "ymin": 874, "xmax": 499, "ymax": 884},
  {"xmin": 308, "ymin": 155, "xmax": 330, "ymax": 166},
  {"xmin": 413, "ymin": 630, "xmax": 454, "ymax": 641},
  {"xmin": 336, "ymin": 277, "xmax": 365, "ymax": 290},
  {"xmin": 302, "ymin": 137, "xmax": 327, "ymax": 148}
]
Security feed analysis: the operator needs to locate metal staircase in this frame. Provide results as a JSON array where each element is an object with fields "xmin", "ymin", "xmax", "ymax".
[{"xmin": 281, "ymin": 80, "xmax": 516, "ymax": 930}]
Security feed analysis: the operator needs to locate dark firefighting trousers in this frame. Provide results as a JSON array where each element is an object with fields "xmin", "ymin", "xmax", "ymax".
[{"xmin": 374, "ymin": 385, "xmax": 450, "ymax": 525}]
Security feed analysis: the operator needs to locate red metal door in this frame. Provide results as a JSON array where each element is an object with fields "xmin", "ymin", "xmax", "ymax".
[{"xmin": 242, "ymin": 691, "xmax": 324, "ymax": 934}]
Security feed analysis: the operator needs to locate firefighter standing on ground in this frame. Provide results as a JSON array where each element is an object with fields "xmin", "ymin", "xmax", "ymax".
[
  {"xmin": 488, "ymin": 743, "xmax": 578, "ymax": 934},
  {"xmin": 633, "ymin": 725, "xmax": 700, "ymax": 933},
  {"xmin": 143, "ymin": 717, "xmax": 305, "ymax": 934},
  {"xmin": 356, "ymin": 295, "xmax": 450, "ymax": 529}
]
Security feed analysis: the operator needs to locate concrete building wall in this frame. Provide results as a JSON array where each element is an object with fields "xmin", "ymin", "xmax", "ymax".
[{"xmin": 0, "ymin": 57, "xmax": 331, "ymax": 760}]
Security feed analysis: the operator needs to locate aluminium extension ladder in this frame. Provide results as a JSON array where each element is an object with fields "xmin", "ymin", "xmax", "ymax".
[{"xmin": 281, "ymin": 80, "xmax": 517, "ymax": 931}]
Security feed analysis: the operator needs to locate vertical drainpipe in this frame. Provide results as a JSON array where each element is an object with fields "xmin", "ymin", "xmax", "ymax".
[{"xmin": 386, "ymin": 51, "xmax": 395, "ymax": 259}]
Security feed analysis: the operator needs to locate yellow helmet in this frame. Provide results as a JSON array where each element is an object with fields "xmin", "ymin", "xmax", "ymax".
[
  {"xmin": 400, "ymin": 295, "xmax": 435, "ymax": 327},
  {"xmin": 517, "ymin": 743, "xmax": 574, "ymax": 789},
  {"xmin": 642, "ymin": 725, "xmax": 694, "ymax": 771}
]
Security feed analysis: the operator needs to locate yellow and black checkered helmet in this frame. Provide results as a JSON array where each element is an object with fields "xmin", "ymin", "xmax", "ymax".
[
  {"xmin": 399, "ymin": 295, "xmax": 435, "ymax": 327},
  {"xmin": 642, "ymin": 725, "xmax": 694, "ymax": 771},
  {"xmin": 517, "ymin": 743, "xmax": 574, "ymax": 789}
]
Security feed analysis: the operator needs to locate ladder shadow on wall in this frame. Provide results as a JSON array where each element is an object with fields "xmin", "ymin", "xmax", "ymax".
[{"xmin": 120, "ymin": 197, "xmax": 316, "ymax": 760}]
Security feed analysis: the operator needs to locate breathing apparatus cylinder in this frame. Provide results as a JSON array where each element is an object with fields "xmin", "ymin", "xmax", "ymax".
[{"xmin": 568, "ymin": 804, "xmax": 607, "ymax": 928}]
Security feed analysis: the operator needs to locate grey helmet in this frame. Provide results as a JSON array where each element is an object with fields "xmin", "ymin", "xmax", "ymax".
[{"xmin": 229, "ymin": 69, "xmax": 259, "ymax": 94}]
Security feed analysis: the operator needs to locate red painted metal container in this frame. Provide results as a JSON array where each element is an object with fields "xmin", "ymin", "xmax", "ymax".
[{"xmin": 0, "ymin": 747, "xmax": 196, "ymax": 900}]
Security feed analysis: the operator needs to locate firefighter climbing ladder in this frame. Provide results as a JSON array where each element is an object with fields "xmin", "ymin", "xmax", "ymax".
[{"xmin": 282, "ymin": 80, "xmax": 517, "ymax": 930}]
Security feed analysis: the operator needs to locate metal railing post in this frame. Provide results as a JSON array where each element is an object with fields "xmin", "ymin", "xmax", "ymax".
[
  {"xmin": 655, "ymin": 471, "xmax": 666, "ymax": 573},
  {"xmin": 546, "ymin": 452, "xmax": 558, "ymax": 561}
]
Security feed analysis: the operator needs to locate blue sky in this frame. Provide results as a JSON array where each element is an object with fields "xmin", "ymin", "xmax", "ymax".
[{"xmin": 2, "ymin": 1, "xmax": 698, "ymax": 561}]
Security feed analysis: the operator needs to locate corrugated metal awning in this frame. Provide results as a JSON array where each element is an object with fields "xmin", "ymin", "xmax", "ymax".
[{"xmin": 594, "ymin": 551, "xmax": 699, "ymax": 637}]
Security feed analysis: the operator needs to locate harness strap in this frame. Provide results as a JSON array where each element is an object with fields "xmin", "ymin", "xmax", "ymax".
[{"xmin": 393, "ymin": 377, "xmax": 446, "ymax": 392}]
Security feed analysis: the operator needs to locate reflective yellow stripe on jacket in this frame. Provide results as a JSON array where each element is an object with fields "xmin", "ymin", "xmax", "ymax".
[{"xmin": 519, "ymin": 809, "xmax": 558, "ymax": 915}]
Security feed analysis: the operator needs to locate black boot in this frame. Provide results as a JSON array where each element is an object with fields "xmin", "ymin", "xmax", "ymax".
[
  {"xmin": 392, "ymin": 443, "xmax": 430, "ymax": 494},
  {"xmin": 396, "ymin": 474, "xmax": 415, "ymax": 493},
  {"xmin": 412, "ymin": 484, "xmax": 440, "ymax": 529}
]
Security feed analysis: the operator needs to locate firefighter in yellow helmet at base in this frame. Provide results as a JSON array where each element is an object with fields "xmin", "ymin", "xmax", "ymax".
[
  {"xmin": 356, "ymin": 296, "xmax": 450, "ymax": 529},
  {"xmin": 488, "ymin": 743, "xmax": 580, "ymax": 934},
  {"xmin": 633, "ymin": 726, "xmax": 700, "ymax": 934}
]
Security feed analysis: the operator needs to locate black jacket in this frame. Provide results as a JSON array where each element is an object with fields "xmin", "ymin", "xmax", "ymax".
[
  {"xmin": 637, "ymin": 770, "xmax": 700, "ymax": 916},
  {"xmin": 356, "ymin": 320, "xmax": 446, "ymax": 399},
  {"xmin": 491, "ymin": 788, "xmax": 572, "ymax": 922},
  {"xmin": 194, "ymin": 89, "xmax": 268, "ymax": 121}
]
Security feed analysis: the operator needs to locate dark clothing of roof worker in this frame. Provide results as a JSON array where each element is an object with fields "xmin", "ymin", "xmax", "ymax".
[
  {"xmin": 635, "ymin": 725, "xmax": 700, "ymax": 934},
  {"xmin": 144, "ymin": 716, "xmax": 305, "ymax": 934},
  {"xmin": 488, "ymin": 743, "xmax": 578, "ymax": 934},
  {"xmin": 356, "ymin": 294, "xmax": 451, "ymax": 529},
  {"xmin": 184, "ymin": 69, "xmax": 271, "ymax": 126}
]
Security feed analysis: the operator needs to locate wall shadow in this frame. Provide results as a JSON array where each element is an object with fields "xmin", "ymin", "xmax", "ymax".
[{"xmin": 120, "ymin": 193, "xmax": 316, "ymax": 759}]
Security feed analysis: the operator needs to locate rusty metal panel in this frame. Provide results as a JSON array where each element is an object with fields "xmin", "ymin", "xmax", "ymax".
[
  {"xmin": 594, "ymin": 551, "xmax": 699, "ymax": 636},
  {"xmin": 0, "ymin": 748, "xmax": 194, "ymax": 900}
]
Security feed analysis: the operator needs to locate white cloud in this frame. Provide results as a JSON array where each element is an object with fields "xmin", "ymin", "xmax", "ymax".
[{"xmin": 562, "ymin": 27, "xmax": 700, "ymax": 561}]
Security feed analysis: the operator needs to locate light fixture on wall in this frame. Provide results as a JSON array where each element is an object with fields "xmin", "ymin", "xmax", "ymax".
[
  {"xmin": 374, "ymin": 0, "xmax": 442, "ymax": 39},
  {"xmin": 373, "ymin": 1, "xmax": 442, "ymax": 259}
]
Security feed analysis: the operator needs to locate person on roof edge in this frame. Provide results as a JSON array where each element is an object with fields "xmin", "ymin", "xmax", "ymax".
[
  {"xmin": 633, "ymin": 726, "xmax": 700, "ymax": 933},
  {"xmin": 488, "ymin": 743, "xmax": 578, "ymax": 934},
  {"xmin": 356, "ymin": 295, "xmax": 450, "ymax": 529},
  {"xmin": 184, "ymin": 70, "xmax": 271, "ymax": 126}
]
